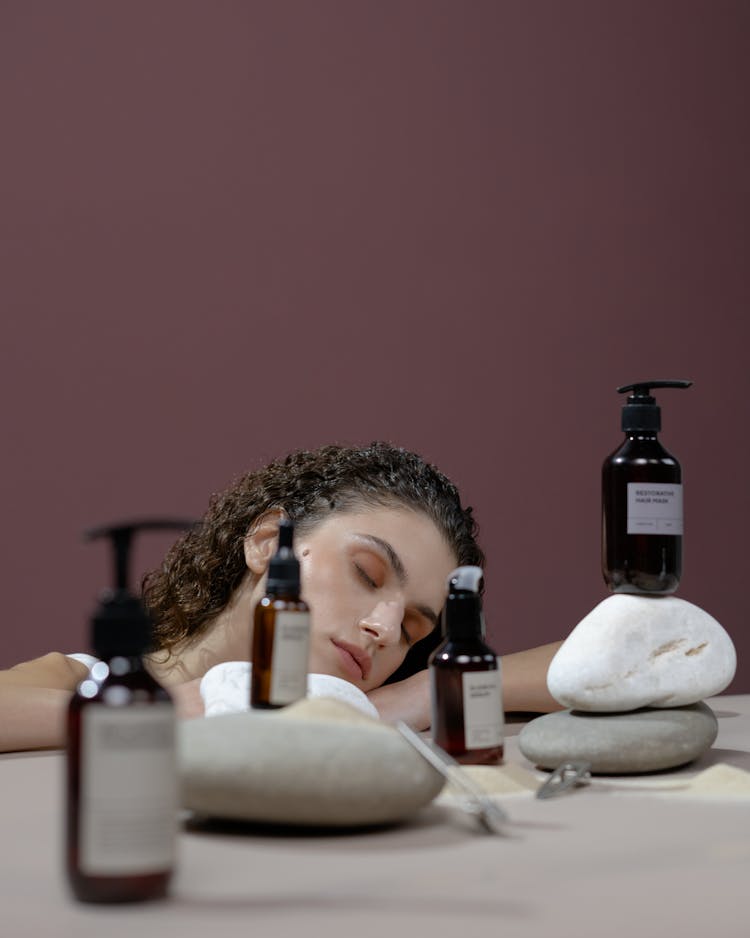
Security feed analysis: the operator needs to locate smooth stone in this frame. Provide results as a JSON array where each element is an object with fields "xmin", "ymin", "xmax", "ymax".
[
  {"xmin": 518, "ymin": 701, "xmax": 719, "ymax": 774},
  {"xmin": 178, "ymin": 698, "xmax": 444, "ymax": 827},
  {"xmin": 547, "ymin": 595, "xmax": 736, "ymax": 712}
]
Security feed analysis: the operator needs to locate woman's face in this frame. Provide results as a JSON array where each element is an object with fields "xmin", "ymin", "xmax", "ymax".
[{"xmin": 294, "ymin": 506, "xmax": 457, "ymax": 692}]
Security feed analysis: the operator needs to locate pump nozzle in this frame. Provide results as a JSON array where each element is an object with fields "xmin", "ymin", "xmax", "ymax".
[
  {"xmin": 85, "ymin": 518, "xmax": 197, "ymax": 593},
  {"xmin": 85, "ymin": 518, "xmax": 197, "ymax": 657},
  {"xmin": 617, "ymin": 380, "xmax": 693, "ymax": 396},
  {"xmin": 448, "ymin": 566, "xmax": 484, "ymax": 594},
  {"xmin": 616, "ymin": 379, "xmax": 692, "ymax": 432}
]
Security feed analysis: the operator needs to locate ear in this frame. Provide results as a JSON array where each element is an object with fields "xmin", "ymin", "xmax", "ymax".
[{"xmin": 243, "ymin": 508, "xmax": 288, "ymax": 575}]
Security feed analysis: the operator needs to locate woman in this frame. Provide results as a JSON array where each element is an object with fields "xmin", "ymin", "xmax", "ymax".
[{"xmin": 0, "ymin": 442, "xmax": 561, "ymax": 751}]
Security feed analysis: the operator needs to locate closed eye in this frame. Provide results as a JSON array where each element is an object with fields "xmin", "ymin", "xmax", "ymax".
[
  {"xmin": 354, "ymin": 563, "xmax": 378, "ymax": 589},
  {"xmin": 354, "ymin": 563, "xmax": 413, "ymax": 645}
]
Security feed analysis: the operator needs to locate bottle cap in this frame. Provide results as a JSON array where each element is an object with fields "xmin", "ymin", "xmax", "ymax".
[
  {"xmin": 86, "ymin": 519, "xmax": 195, "ymax": 658},
  {"xmin": 617, "ymin": 380, "xmax": 692, "ymax": 432},
  {"xmin": 266, "ymin": 519, "xmax": 301, "ymax": 596}
]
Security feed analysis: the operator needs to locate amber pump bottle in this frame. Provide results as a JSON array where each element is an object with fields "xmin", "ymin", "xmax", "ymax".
[
  {"xmin": 251, "ymin": 519, "xmax": 311, "ymax": 708},
  {"xmin": 429, "ymin": 566, "xmax": 503, "ymax": 765},
  {"xmin": 66, "ymin": 520, "xmax": 190, "ymax": 904},
  {"xmin": 602, "ymin": 380, "xmax": 692, "ymax": 595}
]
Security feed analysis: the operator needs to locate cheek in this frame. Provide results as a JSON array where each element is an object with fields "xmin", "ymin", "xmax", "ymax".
[{"xmin": 300, "ymin": 552, "xmax": 351, "ymax": 634}]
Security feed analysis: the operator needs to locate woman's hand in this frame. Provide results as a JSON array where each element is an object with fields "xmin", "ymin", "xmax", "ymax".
[{"xmin": 367, "ymin": 669, "xmax": 430, "ymax": 729}]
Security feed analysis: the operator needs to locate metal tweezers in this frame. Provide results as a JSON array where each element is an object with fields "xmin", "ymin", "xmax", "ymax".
[
  {"xmin": 395, "ymin": 721, "xmax": 509, "ymax": 835},
  {"xmin": 536, "ymin": 761, "xmax": 592, "ymax": 799}
]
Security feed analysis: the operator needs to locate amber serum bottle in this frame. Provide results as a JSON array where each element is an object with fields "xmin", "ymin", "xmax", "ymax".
[
  {"xmin": 602, "ymin": 380, "xmax": 692, "ymax": 595},
  {"xmin": 429, "ymin": 566, "xmax": 503, "ymax": 765},
  {"xmin": 67, "ymin": 522, "xmax": 180, "ymax": 903},
  {"xmin": 251, "ymin": 519, "xmax": 311, "ymax": 708}
]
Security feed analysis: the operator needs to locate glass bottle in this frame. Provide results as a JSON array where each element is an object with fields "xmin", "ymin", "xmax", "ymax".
[
  {"xmin": 429, "ymin": 567, "xmax": 503, "ymax": 765},
  {"xmin": 251, "ymin": 519, "xmax": 311, "ymax": 708},
  {"xmin": 602, "ymin": 381, "xmax": 691, "ymax": 594},
  {"xmin": 66, "ymin": 521, "xmax": 182, "ymax": 903}
]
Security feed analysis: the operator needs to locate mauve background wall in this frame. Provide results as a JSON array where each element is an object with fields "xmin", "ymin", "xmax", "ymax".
[{"xmin": 1, "ymin": 1, "xmax": 748, "ymax": 691}]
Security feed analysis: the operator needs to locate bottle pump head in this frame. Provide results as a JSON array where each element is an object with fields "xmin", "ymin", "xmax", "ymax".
[
  {"xmin": 617, "ymin": 380, "xmax": 692, "ymax": 433},
  {"xmin": 449, "ymin": 566, "xmax": 484, "ymax": 594},
  {"xmin": 444, "ymin": 565, "xmax": 485, "ymax": 640},
  {"xmin": 86, "ymin": 518, "xmax": 195, "ymax": 658},
  {"xmin": 266, "ymin": 518, "xmax": 301, "ymax": 596}
]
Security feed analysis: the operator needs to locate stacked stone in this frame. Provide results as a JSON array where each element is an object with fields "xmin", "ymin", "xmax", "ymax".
[{"xmin": 519, "ymin": 594, "xmax": 737, "ymax": 773}]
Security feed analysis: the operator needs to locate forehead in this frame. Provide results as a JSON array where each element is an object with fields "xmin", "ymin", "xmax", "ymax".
[{"xmin": 301, "ymin": 506, "xmax": 457, "ymax": 587}]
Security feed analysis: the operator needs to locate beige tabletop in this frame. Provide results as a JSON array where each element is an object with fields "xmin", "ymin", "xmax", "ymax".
[{"xmin": 2, "ymin": 695, "xmax": 748, "ymax": 938}]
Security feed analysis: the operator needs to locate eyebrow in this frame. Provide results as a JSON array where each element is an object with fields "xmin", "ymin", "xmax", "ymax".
[{"xmin": 353, "ymin": 533, "xmax": 440, "ymax": 629}]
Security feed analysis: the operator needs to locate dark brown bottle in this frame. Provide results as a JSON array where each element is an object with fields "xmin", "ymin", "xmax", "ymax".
[
  {"xmin": 66, "ymin": 522, "xmax": 180, "ymax": 903},
  {"xmin": 251, "ymin": 519, "xmax": 311, "ymax": 709},
  {"xmin": 429, "ymin": 567, "xmax": 503, "ymax": 765},
  {"xmin": 602, "ymin": 381, "xmax": 691, "ymax": 595},
  {"xmin": 67, "ymin": 657, "xmax": 176, "ymax": 902}
]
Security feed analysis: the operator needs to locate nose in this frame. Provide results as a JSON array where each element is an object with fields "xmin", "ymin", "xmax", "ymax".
[{"xmin": 359, "ymin": 600, "xmax": 404, "ymax": 646}]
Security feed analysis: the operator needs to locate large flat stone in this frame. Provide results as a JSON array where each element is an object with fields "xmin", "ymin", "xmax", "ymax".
[
  {"xmin": 547, "ymin": 595, "xmax": 736, "ymax": 711},
  {"xmin": 518, "ymin": 701, "xmax": 719, "ymax": 774},
  {"xmin": 178, "ymin": 698, "xmax": 444, "ymax": 827}
]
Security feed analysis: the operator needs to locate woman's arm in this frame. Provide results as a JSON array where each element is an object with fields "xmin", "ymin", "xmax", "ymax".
[
  {"xmin": 0, "ymin": 653, "xmax": 88, "ymax": 752},
  {"xmin": 368, "ymin": 641, "xmax": 564, "ymax": 730},
  {"xmin": 0, "ymin": 684, "xmax": 74, "ymax": 751},
  {"xmin": 501, "ymin": 641, "xmax": 563, "ymax": 713},
  {"xmin": 0, "ymin": 653, "xmax": 206, "ymax": 752}
]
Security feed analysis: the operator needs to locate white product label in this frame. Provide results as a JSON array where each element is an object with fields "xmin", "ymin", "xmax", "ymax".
[
  {"xmin": 627, "ymin": 482, "xmax": 683, "ymax": 535},
  {"xmin": 270, "ymin": 610, "xmax": 311, "ymax": 705},
  {"xmin": 79, "ymin": 704, "xmax": 177, "ymax": 875},
  {"xmin": 462, "ymin": 666, "xmax": 503, "ymax": 750}
]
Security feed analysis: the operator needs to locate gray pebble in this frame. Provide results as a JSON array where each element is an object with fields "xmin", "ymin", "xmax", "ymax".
[
  {"xmin": 179, "ymin": 704, "xmax": 444, "ymax": 826},
  {"xmin": 518, "ymin": 701, "xmax": 718, "ymax": 774}
]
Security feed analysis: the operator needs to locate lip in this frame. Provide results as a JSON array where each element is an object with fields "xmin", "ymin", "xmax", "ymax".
[{"xmin": 331, "ymin": 640, "xmax": 372, "ymax": 683}]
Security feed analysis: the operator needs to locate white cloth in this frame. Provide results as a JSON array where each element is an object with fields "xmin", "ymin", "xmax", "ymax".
[
  {"xmin": 199, "ymin": 661, "xmax": 380, "ymax": 719},
  {"xmin": 66, "ymin": 654, "xmax": 379, "ymax": 720}
]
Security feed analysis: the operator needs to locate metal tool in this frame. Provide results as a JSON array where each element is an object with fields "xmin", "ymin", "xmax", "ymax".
[
  {"xmin": 395, "ymin": 721, "xmax": 509, "ymax": 834},
  {"xmin": 536, "ymin": 761, "xmax": 592, "ymax": 799}
]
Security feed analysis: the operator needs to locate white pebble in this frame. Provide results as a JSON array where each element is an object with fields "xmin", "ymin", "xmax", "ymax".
[{"xmin": 547, "ymin": 595, "xmax": 736, "ymax": 712}]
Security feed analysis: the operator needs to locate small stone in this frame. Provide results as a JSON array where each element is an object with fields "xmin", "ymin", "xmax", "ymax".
[
  {"xmin": 518, "ymin": 702, "xmax": 718, "ymax": 774},
  {"xmin": 547, "ymin": 595, "xmax": 736, "ymax": 712},
  {"xmin": 178, "ymin": 699, "xmax": 444, "ymax": 827}
]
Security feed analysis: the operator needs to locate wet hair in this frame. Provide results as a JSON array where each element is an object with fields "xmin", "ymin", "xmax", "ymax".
[{"xmin": 142, "ymin": 442, "xmax": 483, "ymax": 680}]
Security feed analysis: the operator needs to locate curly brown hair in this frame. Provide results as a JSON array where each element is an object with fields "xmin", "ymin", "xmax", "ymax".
[{"xmin": 142, "ymin": 442, "xmax": 483, "ymax": 672}]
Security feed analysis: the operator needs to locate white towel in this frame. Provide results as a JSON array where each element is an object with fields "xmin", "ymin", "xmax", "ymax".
[{"xmin": 199, "ymin": 661, "xmax": 380, "ymax": 719}]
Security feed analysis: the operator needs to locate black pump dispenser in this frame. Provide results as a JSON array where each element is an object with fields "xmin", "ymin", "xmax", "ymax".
[
  {"xmin": 618, "ymin": 380, "xmax": 692, "ymax": 432},
  {"xmin": 67, "ymin": 518, "xmax": 192, "ymax": 903},
  {"xmin": 603, "ymin": 381, "xmax": 692, "ymax": 594},
  {"xmin": 443, "ymin": 566, "xmax": 485, "ymax": 642},
  {"xmin": 86, "ymin": 519, "xmax": 195, "ymax": 658},
  {"xmin": 265, "ymin": 519, "xmax": 300, "ymax": 596}
]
